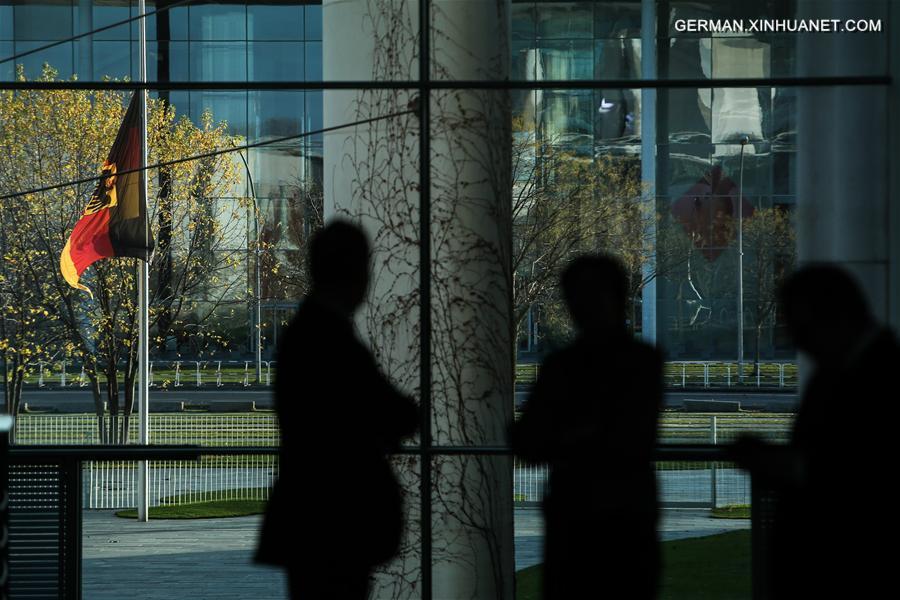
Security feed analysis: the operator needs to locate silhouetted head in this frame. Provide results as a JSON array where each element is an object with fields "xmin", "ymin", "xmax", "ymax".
[
  {"xmin": 561, "ymin": 254, "xmax": 629, "ymax": 337},
  {"xmin": 309, "ymin": 220, "xmax": 371, "ymax": 315},
  {"xmin": 779, "ymin": 264, "xmax": 875, "ymax": 364}
]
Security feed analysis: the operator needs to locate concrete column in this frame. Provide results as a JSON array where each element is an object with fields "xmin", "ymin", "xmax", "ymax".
[
  {"xmin": 795, "ymin": 1, "xmax": 895, "ymax": 383},
  {"xmin": 324, "ymin": 1, "xmax": 513, "ymax": 598},
  {"xmin": 796, "ymin": 0, "xmax": 892, "ymax": 319}
]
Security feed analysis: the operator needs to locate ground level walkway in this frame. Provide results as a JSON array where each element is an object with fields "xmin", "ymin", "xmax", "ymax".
[{"xmin": 83, "ymin": 508, "xmax": 750, "ymax": 599}]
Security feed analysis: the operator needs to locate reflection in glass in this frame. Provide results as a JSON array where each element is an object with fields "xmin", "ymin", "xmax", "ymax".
[
  {"xmin": 12, "ymin": 41, "xmax": 73, "ymax": 79},
  {"xmin": 538, "ymin": 40, "xmax": 593, "ymax": 80},
  {"xmin": 248, "ymin": 41, "xmax": 304, "ymax": 81},
  {"xmin": 536, "ymin": 1, "xmax": 593, "ymax": 39},
  {"xmin": 190, "ymin": 90, "xmax": 248, "ymax": 138},
  {"xmin": 248, "ymin": 3, "xmax": 304, "ymax": 41},
  {"xmin": 13, "ymin": 3, "xmax": 72, "ymax": 41},
  {"xmin": 91, "ymin": 4, "xmax": 130, "ymax": 41},
  {"xmin": 189, "ymin": 3, "xmax": 247, "ymax": 41},
  {"xmin": 189, "ymin": 42, "xmax": 247, "ymax": 81}
]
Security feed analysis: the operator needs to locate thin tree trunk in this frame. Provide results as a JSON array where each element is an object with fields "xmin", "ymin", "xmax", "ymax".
[
  {"xmin": 107, "ymin": 364, "xmax": 119, "ymax": 445},
  {"xmin": 89, "ymin": 373, "xmax": 106, "ymax": 444}
]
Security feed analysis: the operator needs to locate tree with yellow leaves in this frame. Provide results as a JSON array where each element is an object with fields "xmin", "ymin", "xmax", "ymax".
[{"xmin": 0, "ymin": 65, "xmax": 248, "ymax": 442}]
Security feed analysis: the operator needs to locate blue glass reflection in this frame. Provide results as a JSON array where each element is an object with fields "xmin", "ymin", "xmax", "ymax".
[
  {"xmin": 189, "ymin": 42, "xmax": 247, "ymax": 81},
  {"xmin": 189, "ymin": 3, "xmax": 247, "ymax": 41},
  {"xmin": 13, "ymin": 41, "xmax": 73, "ymax": 79},
  {"xmin": 305, "ymin": 41, "xmax": 322, "ymax": 81},
  {"xmin": 248, "ymin": 42, "xmax": 303, "ymax": 81},
  {"xmin": 248, "ymin": 4, "xmax": 304, "ymax": 41},
  {"xmin": 305, "ymin": 5, "xmax": 322, "ymax": 41}
]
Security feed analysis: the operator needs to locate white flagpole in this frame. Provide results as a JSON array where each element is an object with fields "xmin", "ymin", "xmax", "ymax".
[{"xmin": 137, "ymin": 0, "xmax": 151, "ymax": 522}]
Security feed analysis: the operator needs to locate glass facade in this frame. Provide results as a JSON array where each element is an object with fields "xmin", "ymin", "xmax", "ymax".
[
  {"xmin": 2, "ymin": 2, "xmax": 898, "ymax": 600},
  {"xmin": 1, "ymin": 1, "xmax": 822, "ymax": 363},
  {"xmin": 511, "ymin": 1, "xmax": 805, "ymax": 362},
  {"xmin": 0, "ymin": 0, "xmax": 323, "ymax": 358}
]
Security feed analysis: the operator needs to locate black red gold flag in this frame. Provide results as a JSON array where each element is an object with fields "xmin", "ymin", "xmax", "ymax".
[{"xmin": 60, "ymin": 93, "xmax": 154, "ymax": 295}]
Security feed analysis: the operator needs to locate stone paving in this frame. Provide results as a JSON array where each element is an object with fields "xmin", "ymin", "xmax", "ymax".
[{"xmin": 83, "ymin": 508, "xmax": 750, "ymax": 598}]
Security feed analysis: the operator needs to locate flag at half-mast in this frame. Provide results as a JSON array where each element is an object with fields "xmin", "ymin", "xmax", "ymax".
[{"xmin": 60, "ymin": 93, "xmax": 154, "ymax": 296}]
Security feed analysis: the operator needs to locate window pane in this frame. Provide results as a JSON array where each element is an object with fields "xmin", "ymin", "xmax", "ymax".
[
  {"xmin": 189, "ymin": 3, "xmax": 247, "ymax": 41},
  {"xmin": 248, "ymin": 3, "xmax": 304, "ymax": 41},
  {"xmin": 304, "ymin": 4, "xmax": 322, "ymax": 41},
  {"xmin": 13, "ymin": 2, "xmax": 73, "ymax": 41},
  {"xmin": 189, "ymin": 42, "xmax": 247, "ymax": 81},
  {"xmin": 13, "ymin": 41, "xmax": 73, "ymax": 79},
  {"xmin": 91, "ymin": 4, "xmax": 130, "ymax": 41},
  {"xmin": 248, "ymin": 41, "xmax": 303, "ymax": 81}
]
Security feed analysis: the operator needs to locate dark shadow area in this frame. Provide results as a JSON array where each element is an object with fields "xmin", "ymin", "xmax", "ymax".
[
  {"xmin": 734, "ymin": 264, "xmax": 900, "ymax": 599},
  {"xmin": 255, "ymin": 221, "xmax": 418, "ymax": 599},
  {"xmin": 512, "ymin": 255, "xmax": 663, "ymax": 599}
]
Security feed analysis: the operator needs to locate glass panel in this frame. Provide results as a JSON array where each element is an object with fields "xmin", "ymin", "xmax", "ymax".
[
  {"xmin": 538, "ymin": 40, "xmax": 593, "ymax": 80},
  {"xmin": 148, "ymin": 2, "xmax": 189, "ymax": 41},
  {"xmin": 190, "ymin": 90, "xmax": 248, "ymax": 138},
  {"xmin": 12, "ymin": 41, "xmax": 73, "ymax": 79},
  {"xmin": 536, "ymin": 1, "xmax": 593, "ymax": 39},
  {"xmin": 91, "ymin": 3, "xmax": 131, "ymax": 41},
  {"xmin": 249, "ymin": 90, "xmax": 305, "ymax": 142},
  {"xmin": 189, "ymin": 41, "xmax": 247, "ymax": 81},
  {"xmin": 92, "ymin": 40, "xmax": 131, "ymax": 80},
  {"xmin": 511, "ymin": 2, "xmax": 536, "ymax": 42},
  {"xmin": 594, "ymin": 37, "xmax": 641, "ymax": 80},
  {"xmin": 249, "ymin": 148, "xmax": 303, "ymax": 198},
  {"xmin": 189, "ymin": 2, "xmax": 247, "ymax": 41},
  {"xmin": 13, "ymin": 2, "xmax": 73, "ymax": 41},
  {"xmin": 248, "ymin": 41, "xmax": 303, "ymax": 81},
  {"xmin": 0, "ymin": 42, "xmax": 13, "ymax": 80},
  {"xmin": 305, "ymin": 4, "xmax": 322, "ymax": 41},
  {"xmin": 305, "ymin": 41, "xmax": 322, "ymax": 81},
  {"xmin": 135, "ymin": 40, "xmax": 190, "ymax": 82},
  {"xmin": 1, "ymin": 5, "xmax": 15, "ymax": 40},
  {"xmin": 248, "ymin": 3, "xmax": 304, "ymax": 41},
  {"xmin": 594, "ymin": 1, "xmax": 642, "ymax": 38}
]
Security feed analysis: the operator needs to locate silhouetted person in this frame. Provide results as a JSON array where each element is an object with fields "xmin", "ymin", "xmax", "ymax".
[
  {"xmin": 511, "ymin": 255, "xmax": 662, "ymax": 599},
  {"xmin": 256, "ymin": 221, "xmax": 418, "ymax": 599},
  {"xmin": 735, "ymin": 264, "xmax": 900, "ymax": 599}
]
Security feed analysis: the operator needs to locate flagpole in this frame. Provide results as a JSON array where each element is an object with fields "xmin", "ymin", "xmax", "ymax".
[{"xmin": 137, "ymin": 0, "xmax": 151, "ymax": 523}]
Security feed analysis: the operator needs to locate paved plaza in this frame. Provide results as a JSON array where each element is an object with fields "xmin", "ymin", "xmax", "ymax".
[{"xmin": 82, "ymin": 508, "xmax": 749, "ymax": 599}]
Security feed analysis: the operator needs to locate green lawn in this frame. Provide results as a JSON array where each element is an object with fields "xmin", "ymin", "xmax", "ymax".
[
  {"xmin": 116, "ymin": 498, "xmax": 266, "ymax": 519},
  {"xmin": 516, "ymin": 530, "xmax": 751, "ymax": 600},
  {"xmin": 711, "ymin": 505, "xmax": 751, "ymax": 519}
]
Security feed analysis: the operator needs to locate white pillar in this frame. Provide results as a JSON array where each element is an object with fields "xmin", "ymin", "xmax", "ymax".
[
  {"xmin": 640, "ymin": 0, "xmax": 657, "ymax": 344},
  {"xmin": 324, "ymin": 1, "xmax": 514, "ymax": 598},
  {"xmin": 795, "ymin": 0, "xmax": 895, "ymax": 383}
]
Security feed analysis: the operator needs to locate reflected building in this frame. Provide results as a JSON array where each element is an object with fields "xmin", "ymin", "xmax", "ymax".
[
  {"xmin": 511, "ymin": 0, "xmax": 800, "ymax": 361},
  {"xmin": 3, "ymin": 1, "xmax": 895, "ymax": 365},
  {"xmin": 0, "ymin": 0, "xmax": 323, "ymax": 359}
]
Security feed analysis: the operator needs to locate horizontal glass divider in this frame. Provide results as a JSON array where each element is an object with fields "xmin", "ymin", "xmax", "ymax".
[{"xmin": 0, "ymin": 76, "xmax": 890, "ymax": 92}]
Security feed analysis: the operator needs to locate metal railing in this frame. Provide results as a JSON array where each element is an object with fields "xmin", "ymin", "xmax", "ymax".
[
  {"xmin": 30, "ymin": 360, "xmax": 278, "ymax": 388},
  {"xmin": 4, "ymin": 444, "xmax": 774, "ymax": 600},
  {"xmin": 10, "ymin": 413, "xmax": 791, "ymax": 509},
  {"xmin": 667, "ymin": 361, "xmax": 797, "ymax": 388},
  {"xmin": 26, "ymin": 359, "xmax": 798, "ymax": 388}
]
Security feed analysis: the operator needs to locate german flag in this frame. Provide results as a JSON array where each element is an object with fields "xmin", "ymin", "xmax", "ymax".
[{"xmin": 60, "ymin": 93, "xmax": 154, "ymax": 296}]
